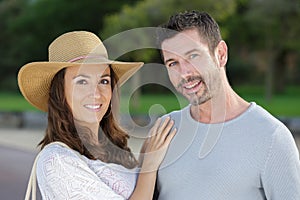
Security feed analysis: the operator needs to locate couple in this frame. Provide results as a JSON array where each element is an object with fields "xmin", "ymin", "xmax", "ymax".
[{"xmin": 19, "ymin": 11, "xmax": 300, "ymax": 200}]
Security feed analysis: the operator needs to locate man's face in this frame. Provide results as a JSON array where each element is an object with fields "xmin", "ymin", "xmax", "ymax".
[{"xmin": 161, "ymin": 29, "xmax": 222, "ymax": 105}]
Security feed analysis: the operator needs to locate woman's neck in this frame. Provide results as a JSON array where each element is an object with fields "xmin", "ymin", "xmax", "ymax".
[{"xmin": 74, "ymin": 121, "xmax": 100, "ymax": 144}]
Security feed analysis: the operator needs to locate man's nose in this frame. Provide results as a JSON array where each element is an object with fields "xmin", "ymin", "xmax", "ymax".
[{"xmin": 179, "ymin": 59, "xmax": 194, "ymax": 77}]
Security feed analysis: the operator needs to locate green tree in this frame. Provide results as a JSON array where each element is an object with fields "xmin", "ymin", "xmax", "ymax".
[
  {"xmin": 249, "ymin": 0, "xmax": 300, "ymax": 99},
  {"xmin": 101, "ymin": 0, "xmax": 300, "ymax": 103},
  {"xmin": 0, "ymin": 0, "xmax": 29, "ymax": 91},
  {"xmin": 101, "ymin": 0, "xmax": 236, "ymax": 107},
  {"xmin": 0, "ymin": 0, "xmax": 139, "ymax": 91},
  {"xmin": 102, "ymin": 0, "xmax": 237, "ymax": 62},
  {"xmin": 227, "ymin": 0, "xmax": 300, "ymax": 100}
]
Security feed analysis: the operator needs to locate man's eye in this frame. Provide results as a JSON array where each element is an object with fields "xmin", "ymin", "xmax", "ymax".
[
  {"xmin": 76, "ymin": 79, "xmax": 87, "ymax": 85},
  {"xmin": 167, "ymin": 61, "xmax": 178, "ymax": 68},
  {"xmin": 189, "ymin": 53, "xmax": 199, "ymax": 59}
]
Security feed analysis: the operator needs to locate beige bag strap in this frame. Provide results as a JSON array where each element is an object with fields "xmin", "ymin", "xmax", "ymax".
[{"xmin": 24, "ymin": 141, "xmax": 72, "ymax": 200}]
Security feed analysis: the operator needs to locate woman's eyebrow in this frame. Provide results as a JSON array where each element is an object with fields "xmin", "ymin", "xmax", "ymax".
[
  {"xmin": 73, "ymin": 73, "xmax": 111, "ymax": 79},
  {"xmin": 100, "ymin": 74, "xmax": 111, "ymax": 78},
  {"xmin": 73, "ymin": 74, "xmax": 90, "ymax": 80}
]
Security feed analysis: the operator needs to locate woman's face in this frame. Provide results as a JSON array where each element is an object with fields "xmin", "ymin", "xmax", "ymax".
[{"xmin": 64, "ymin": 64, "xmax": 112, "ymax": 126}]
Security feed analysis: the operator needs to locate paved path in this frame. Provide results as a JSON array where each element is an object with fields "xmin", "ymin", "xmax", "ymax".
[
  {"xmin": 0, "ymin": 129, "xmax": 43, "ymax": 199},
  {"xmin": 0, "ymin": 145, "xmax": 42, "ymax": 200},
  {"xmin": 0, "ymin": 128, "xmax": 299, "ymax": 199},
  {"xmin": 0, "ymin": 127, "xmax": 147, "ymax": 153},
  {"xmin": 0, "ymin": 128, "xmax": 146, "ymax": 200}
]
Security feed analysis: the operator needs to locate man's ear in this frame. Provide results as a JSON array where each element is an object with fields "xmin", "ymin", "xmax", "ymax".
[{"xmin": 215, "ymin": 40, "xmax": 228, "ymax": 68}]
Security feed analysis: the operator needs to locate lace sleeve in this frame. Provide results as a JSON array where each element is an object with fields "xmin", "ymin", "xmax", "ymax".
[{"xmin": 36, "ymin": 144, "xmax": 126, "ymax": 200}]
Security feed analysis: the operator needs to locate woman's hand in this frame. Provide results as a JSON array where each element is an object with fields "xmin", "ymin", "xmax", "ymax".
[
  {"xmin": 130, "ymin": 117, "xmax": 176, "ymax": 200},
  {"xmin": 139, "ymin": 117, "xmax": 176, "ymax": 173}
]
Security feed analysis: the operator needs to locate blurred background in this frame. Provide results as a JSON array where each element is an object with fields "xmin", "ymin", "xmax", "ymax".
[{"xmin": 0, "ymin": 0, "xmax": 299, "ymax": 199}]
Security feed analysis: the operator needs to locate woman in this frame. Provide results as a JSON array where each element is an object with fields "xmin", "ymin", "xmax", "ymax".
[{"xmin": 18, "ymin": 31, "xmax": 176, "ymax": 199}]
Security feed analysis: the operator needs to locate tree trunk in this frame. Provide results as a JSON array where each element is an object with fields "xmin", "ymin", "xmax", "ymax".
[
  {"xmin": 130, "ymin": 72, "xmax": 141, "ymax": 110},
  {"xmin": 273, "ymin": 49, "xmax": 288, "ymax": 94},
  {"xmin": 265, "ymin": 50, "xmax": 277, "ymax": 102}
]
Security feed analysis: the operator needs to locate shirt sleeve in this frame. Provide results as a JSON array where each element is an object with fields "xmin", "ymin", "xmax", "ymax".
[
  {"xmin": 262, "ymin": 125, "xmax": 300, "ymax": 199},
  {"xmin": 36, "ymin": 145, "xmax": 126, "ymax": 200}
]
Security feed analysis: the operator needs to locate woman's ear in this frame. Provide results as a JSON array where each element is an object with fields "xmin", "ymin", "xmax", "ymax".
[{"xmin": 215, "ymin": 40, "xmax": 228, "ymax": 68}]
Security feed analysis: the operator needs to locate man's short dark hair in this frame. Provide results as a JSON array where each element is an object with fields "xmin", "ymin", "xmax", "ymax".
[{"xmin": 157, "ymin": 10, "xmax": 222, "ymax": 55}]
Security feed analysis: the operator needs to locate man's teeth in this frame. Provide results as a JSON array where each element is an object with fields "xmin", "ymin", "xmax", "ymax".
[
  {"xmin": 184, "ymin": 81, "xmax": 200, "ymax": 89},
  {"xmin": 85, "ymin": 104, "xmax": 100, "ymax": 109}
]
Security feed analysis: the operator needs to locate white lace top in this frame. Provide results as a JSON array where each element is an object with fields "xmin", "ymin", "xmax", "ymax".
[{"xmin": 36, "ymin": 144, "xmax": 138, "ymax": 200}]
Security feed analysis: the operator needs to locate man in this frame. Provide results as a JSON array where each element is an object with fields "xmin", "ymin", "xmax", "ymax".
[{"xmin": 155, "ymin": 10, "xmax": 300, "ymax": 199}]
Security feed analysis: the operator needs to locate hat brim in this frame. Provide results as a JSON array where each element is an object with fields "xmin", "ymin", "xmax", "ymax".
[{"xmin": 18, "ymin": 60, "xmax": 143, "ymax": 112}]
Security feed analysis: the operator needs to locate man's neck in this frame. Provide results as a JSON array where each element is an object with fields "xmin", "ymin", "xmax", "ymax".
[{"xmin": 190, "ymin": 87, "xmax": 250, "ymax": 124}]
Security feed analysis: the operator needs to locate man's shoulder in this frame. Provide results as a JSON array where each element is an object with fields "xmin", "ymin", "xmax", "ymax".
[
  {"xmin": 249, "ymin": 103, "xmax": 283, "ymax": 124},
  {"xmin": 161, "ymin": 105, "xmax": 190, "ymax": 119},
  {"xmin": 245, "ymin": 102, "xmax": 290, "ymax": 134}
]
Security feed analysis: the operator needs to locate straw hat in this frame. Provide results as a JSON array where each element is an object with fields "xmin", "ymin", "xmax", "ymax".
[{"xmin": 18, "ymin": 31, "xmax": 144, "ymax": 112}]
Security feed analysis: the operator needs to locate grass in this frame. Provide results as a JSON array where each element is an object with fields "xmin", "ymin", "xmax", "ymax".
[
  {"xmin": 120, "ymin": 93, "xmax": 189, "ymax": 116},
  {"xmin": 234, "ymin": 85, "xmax": 300, "ymax": 117},
  {"xmin": 1, "ymin": 85, "xmax": 299, "ymax": 117},
  {"xmin": 0, "ymin": 92, "xmax": 39, "ymax": 112}
]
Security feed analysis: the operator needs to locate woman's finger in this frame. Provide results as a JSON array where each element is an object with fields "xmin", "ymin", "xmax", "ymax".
[
  {"xmin": 148, "ymin": 117, "xmax": 162, "ymax": 138},
  {"xmin": 151, "ymin": 117, "xmax": 175, "ymax": 148},
  {"xmin": 154, "ymin": 120, "xmax": 174, "ymax": 146},
  {"xmin": 160, "ymin": 119, "xmax": 175, "ymax": 139},
  {"xmin": 156, "ymin": 116, "xmax": 171, "ymax": 135},
  {"xmin": 162, "ymin": 127, "xmax": 177, "ymax": 148}
]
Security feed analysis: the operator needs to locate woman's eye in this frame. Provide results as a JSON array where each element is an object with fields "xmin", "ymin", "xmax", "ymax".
[
  {"xmin": 76, "ymin": 79, "xmax": 87, "ymax": 85},
  {"xmin": 99, "ymin": 79, "xmax": 110, "ymax": 85}
]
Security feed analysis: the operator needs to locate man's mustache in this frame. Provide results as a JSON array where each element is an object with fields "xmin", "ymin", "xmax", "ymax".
[{"xmin": 177, "ymin": 76, "xmax": 203, "ymax": 89}]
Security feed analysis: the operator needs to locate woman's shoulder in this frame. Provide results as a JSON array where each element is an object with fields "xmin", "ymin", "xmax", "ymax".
[
  {"xmin": 37, "ymin": 142, "xmax": 87, "ymax": 168},
  {"xmin": 41, "ymin": 142, "xmax": 76, "ymax": 156}
]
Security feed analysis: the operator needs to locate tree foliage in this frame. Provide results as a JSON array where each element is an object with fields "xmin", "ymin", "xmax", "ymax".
[
  {"xmin": 226, "ymin": 0, "xmax": 300, "ymax": 98},
  {"xmin": 0, "ymin": 0, "xmax": 139, "ymax": 91},
  {"xmin": 102, "ymin": 0, "xmax": 300, "ymax": 98},
  {"xmin": 0, "ymin": 0, "xmax": 299, "ymax": 98},
  {"xmin": 101, "ymin": 0, "xmax": 236, "ymax": 63}
]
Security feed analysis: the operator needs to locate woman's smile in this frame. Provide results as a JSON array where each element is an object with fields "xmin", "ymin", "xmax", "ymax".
[{"xmin": 84, "ymin": 103, "xmax": 102, "ymax": 111}]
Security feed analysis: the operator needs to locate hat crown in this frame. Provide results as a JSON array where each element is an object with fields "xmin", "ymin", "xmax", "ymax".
[{"xmin": 48, "ymin": 31, "xmax": 108, "ymax": 62}]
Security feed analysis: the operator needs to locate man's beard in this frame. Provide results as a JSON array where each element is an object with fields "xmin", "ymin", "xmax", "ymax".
[
  {"xmin": 176, "ymin": 75, "xmax": 212, "ymax": 106},
  {"xmin": 189, "ymin": 85, "xmax": 211, "ymax": 106}
]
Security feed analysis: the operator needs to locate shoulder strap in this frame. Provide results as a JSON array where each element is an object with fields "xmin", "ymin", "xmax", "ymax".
[{"xmin": 24, "ymin": 141, "xmax": 73, "ymax": 200}]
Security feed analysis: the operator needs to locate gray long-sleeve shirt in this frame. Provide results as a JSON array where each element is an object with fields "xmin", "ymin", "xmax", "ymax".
[{"xmin": 157, "ymin": 102, "xmax": 300, "ymax": 200}]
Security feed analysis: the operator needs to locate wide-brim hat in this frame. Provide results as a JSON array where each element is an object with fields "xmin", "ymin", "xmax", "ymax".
[{"xmin": 18, "ymin": 31, "xmax": 144, "ymax": 112}]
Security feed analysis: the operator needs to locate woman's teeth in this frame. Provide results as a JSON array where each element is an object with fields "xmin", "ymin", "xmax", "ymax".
[{"xmin": 84, "ymin": 104, "xmax": 101, "ymax": 109}]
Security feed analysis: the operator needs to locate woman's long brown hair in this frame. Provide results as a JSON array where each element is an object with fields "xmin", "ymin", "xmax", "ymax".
[{"xmin": 39, "ymin": 66, "xmax": 138, "ymax": 169}]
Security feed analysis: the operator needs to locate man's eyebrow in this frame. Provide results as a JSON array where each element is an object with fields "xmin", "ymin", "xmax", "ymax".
[
  {"xmin": 164, "ymin": 58, "xmax": 175, "ymax": 64},
  {"xmin": 164, "ymin": 48, "xmax": 201, "ymax": 63},
  {"xmin": 184, "ymin": 48, "xmax": 200, "ymax": 56}
]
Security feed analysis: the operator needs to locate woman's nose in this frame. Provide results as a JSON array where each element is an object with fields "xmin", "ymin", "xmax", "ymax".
[{"xmin": 91, "ymin": 86, "xmax": 101, "ymax": 99}]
